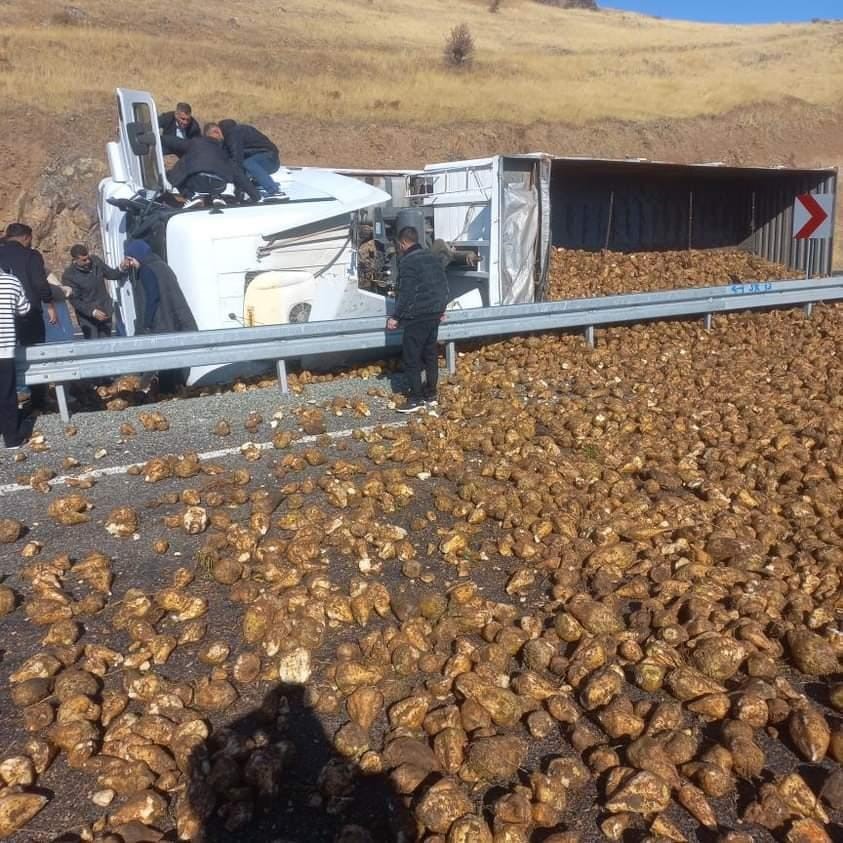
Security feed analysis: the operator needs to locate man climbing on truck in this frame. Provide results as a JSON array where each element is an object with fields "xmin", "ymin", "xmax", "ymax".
[
  {"xmin": 215, "ymin": 119, "xmax": 282, "ymax": 197},
  {"xmin": 387, "ymin": 226, "xmax": 450, "ymax": 414},
  {"xmin": 167, "ymin": 126, "xmax": 260, "ymax": 205},
  {"xmin": 158, "ymin": 102, "xmax": 201, "ymax": 157}
]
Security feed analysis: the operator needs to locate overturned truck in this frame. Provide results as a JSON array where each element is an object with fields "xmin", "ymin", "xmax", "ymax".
[{"xmin": 98, "ymin": 89, "xmax": 836, "ymax": 385}]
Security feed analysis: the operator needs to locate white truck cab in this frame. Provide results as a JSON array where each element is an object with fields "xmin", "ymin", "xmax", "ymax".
[{"xmin": 98, "ymin": 89, "xmax": 551, "ymax": 384}]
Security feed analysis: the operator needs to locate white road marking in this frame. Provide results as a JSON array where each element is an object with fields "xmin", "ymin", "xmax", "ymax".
[{"xmin": 0, "ymin": 421, "xmax": 407, "ymax": 496}]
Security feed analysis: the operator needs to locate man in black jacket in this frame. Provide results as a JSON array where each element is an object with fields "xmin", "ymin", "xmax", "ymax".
[
  {"xmin": 215, "ymin": 119, "xmax": 281, "ymax": 196},
  {"xmin": 0, "ymin": 223, "xmax": 57, "ymax": 410},
  {"xmin": 122, "ymin": 239, "xmax": 198, "ymax": 394},
  {"xmin": 122, "ymin": 240, "xmax": 197, "ymax": 335},
  {"xmin": 167, "ymin": 128, "xmax": 260, "ymax": 204},
  {"xmin": 387, "ymin": 226, "xmax": 450, "ymax": 413},
  {"xmin": 62, "ymin": 244, "xmax": 123, "ymax": 339},
  {"xmin": 158, "ymin": 102, "xmax": 201, "ymax": 157}
]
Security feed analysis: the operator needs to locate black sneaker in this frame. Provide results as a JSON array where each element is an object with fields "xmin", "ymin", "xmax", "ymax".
[
  {"xmin": 423, "ymin": 393, "xmax": 438, "ymax": 407},
  {"xmin": 396, "ymin": 398, "xmax": 426, "ymax": 414},
  {"xmin": 3, "ymin": 436, "xmax": 26, "ymax": 450}
]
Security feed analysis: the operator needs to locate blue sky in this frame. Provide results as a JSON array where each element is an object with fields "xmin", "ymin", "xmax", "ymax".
[{"xmin": 606, "ymin": 1, "xmax": 841, "ymax": 23}]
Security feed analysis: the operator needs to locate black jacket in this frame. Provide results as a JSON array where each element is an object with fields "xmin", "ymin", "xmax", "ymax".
[
  {"xmin": 0, "ymin": 239, "xmax": 53, "ymax": 314},
  {"xmin": 138, "ymin": 252, "xmax": 197, "ymax": 334},
  {"xmin": 62, "ymin": 256, "xmax": 122, "ymax": 323},
  {"xmin": 394, "ymin": 245, "xmax": 450, "ymax": 322},
  {"xmin": 167, "ymin": 137, "xmax": 260, "ymax": 201},
  {"xmin": 158, "ymin": 111, "xmax": 201, "ymax": 157},
  {"xmin": 219, "ymin": 120, "xmax": 279, "ymax": 164}
]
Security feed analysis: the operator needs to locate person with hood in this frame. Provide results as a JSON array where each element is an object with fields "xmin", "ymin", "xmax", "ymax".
[
  {"xmin": 216, "ymin": 119, "xmax": 281, "ymax": 197},
  {"xmin": 167, "ymin": 125, "xmax": 260, "ymax": 204},
  {"xmin": 121, "ymin": 240, "xmax": 198, "ymax": 394},
  {"xmin": 386, "ymin": 226, "xmax": 450, "ymax": 413},
  {"xmin": 121, "ymin": 240, "xmax": 197, "ymax": 335},
  {"xmin": 158, "ymin": 102, "xmax": 201, "ymax": 157},
  {"xmin": 62, "ymin": 244, "xmax": 123, "ymax": 339}
]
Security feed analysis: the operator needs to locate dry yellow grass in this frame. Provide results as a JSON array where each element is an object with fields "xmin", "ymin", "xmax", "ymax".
[{"xmin": 2, "ymin": 0, "xmax": 841, "ymax": 125}]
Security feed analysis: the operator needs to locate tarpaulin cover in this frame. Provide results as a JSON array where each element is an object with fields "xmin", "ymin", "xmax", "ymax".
[{"xmin": 500, "ymin": 172, "xmax": 538, "ymax": 304}]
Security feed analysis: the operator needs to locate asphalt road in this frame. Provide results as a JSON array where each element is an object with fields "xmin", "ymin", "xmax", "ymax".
[
  {"xmin": 1, "ymin": 374, "xmax": 411, "ymax": 494},
  {"xmin": 0, "ymin": 374, "xmax": 839, "ymax": 842}
]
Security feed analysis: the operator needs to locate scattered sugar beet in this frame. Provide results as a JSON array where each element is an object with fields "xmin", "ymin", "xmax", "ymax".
[{"xmin": 1, "ymin": 250, "xmax": 841, "ymax": 840}]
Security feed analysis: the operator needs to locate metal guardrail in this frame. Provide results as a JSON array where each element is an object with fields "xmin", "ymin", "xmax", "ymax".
[{"xmin": 19, "ymin": 275, "xmax": 843, "ymax": 422}]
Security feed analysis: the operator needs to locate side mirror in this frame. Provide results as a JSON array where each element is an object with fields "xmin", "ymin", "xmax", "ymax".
[{"xmin": 126, "ymin": 121, "xmax": 157, "ymax": 156}]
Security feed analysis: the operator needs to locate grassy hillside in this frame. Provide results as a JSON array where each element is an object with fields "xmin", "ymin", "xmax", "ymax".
[{"xmin": 3, "ymin": 0, "xmax": 842, "ymax": 126}]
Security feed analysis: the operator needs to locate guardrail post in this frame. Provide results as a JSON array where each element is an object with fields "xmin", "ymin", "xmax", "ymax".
[
  {"xmin": 55, "ymin": 384, "xmax": 70, "ymax": 423},
  {"xmin": 803, "ymin": 302, "xmax": 814, "ymax": 318},
  {"xmin": 704, "ymin": 313, "xmax": 713, "ymax": 331},
  {"xmin": 584, "ymin": 326, "xmax": 595, "ymax": 349},
  {"xmin": 445, "ymin": 342, "xmax": 457, "ymax": 376},
  {"xmin": 276, "ymin": 360, "xmax": 289, "ymax": 395}
]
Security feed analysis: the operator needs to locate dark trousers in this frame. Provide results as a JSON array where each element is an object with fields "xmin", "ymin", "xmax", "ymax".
[
  {"xmin": 182, "ymin": 172, "xmax": 228, "ymax": 198},
  {"xmin": 402, "ymin": 316, "xmax": 440, "ymax": 400},
  {"xmin": 17, "ymin": 309, "xmax": 48, "ymax": 410},
  {"xmin": 79, "ymin": 315, "xmax": 112, "ymax": 339},
  {"xmin": 0, "ymin": 358, "xmax": 19, "ymax": 444},
  {"xmin": 243, "ymin": 151, "xmax": 281, "ymax": 194}
]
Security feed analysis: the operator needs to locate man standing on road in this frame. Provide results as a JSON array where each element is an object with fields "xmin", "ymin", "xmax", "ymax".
[
  {"xmin": 0, "ymin": 268, "xmax": 31, "ymax": 449},
  {"xmin": 158, "ymin": 102, "xmax": 201, "ymax": 157},
  {"xmin": 62, "ymin": 244, "xmax": 123, "ymax": 339},
  {"xmin": 387, "ymin": 226, "xmax": 450, "ymax": 414},
  {"xmin": 216, "ymin": 119, "xmax": 282, "ymax": 197},
  {"xmin": 0, "ymin": 223, "xmax": 57, "ymax": 411}
]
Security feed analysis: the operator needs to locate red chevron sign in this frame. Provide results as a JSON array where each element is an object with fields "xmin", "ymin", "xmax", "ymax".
[{"xmin": 793, "ymin": 193, "xmax": 833, "ymax": 240}]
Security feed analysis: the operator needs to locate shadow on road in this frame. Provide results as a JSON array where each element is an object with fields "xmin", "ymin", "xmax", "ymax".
[{"xmin": 185, "ymin": 684, "xmax": 416, "ymax": 843}]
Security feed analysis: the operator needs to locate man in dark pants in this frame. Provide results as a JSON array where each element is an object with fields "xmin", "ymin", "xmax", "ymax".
[
  {"xmin": 0, "ymin": 223, "xmax": 57, "ymax": 411},
  {"xmin": 387, "ymin": 226, "xmax": 450, "ymax": 414},
  {"xmin": 0, "ymin": 269, "xmax": 30, "ymax": 448},
  {"xmin": 167, "ymin": 128, "xmax": 260, "ymax": 204},
  {"xmin": 62, "ymin": 244, "xmax": 123, "ymax": 339},
  {"xmin": 158, "ymin": 102, "xmax": 201, "ymax": 157},
  {"xmin": 215, "ymin": 119, "xmax": 282, "ymax": 197}
]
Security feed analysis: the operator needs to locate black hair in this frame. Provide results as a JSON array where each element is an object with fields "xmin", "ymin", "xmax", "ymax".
[
  {"xmin": 176, "ymin": 102, "xmax": 192, "ymax": 115},
  {"xmin": 398, "ymin": 226, "xmax": 419, "ymax": 244},
  {"xmin": 203, "ymin": 122, "xmax": 220, "ymax": 136},
  {"xmin": 70, "ymin": 243, "xmax": 89, "ymax": 258},
  {"xmin": 5, "ymin": 222, "xmax": 32, "ymax": 239}
]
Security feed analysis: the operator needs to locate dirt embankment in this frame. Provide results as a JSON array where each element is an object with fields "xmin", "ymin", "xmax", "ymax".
[{"xmin": 2, "ymin": 97, "xmax": 841, "ymax": 268}]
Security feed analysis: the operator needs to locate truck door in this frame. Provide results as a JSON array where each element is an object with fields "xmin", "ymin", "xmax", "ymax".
[
  {"xmin": 115, "ymin": 88, "xmax": 169, "ymax": 195},
  {"xmin": 498, "ymin": 155, "xmax": 551, "ymax": 305},
  {"xmin": 418, "ymin": 157, "xmax": 498, "ymax": 307}
]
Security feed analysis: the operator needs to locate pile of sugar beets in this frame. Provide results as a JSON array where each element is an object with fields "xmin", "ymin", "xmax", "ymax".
[{"xmin": 0, "ymin": 248, "xmax": 840, "ymax": 842}]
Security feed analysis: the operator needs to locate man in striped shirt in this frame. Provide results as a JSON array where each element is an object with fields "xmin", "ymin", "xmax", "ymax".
[{"xmin": 0, "ymin": 270, "xmax": 31, "ymax": 449}]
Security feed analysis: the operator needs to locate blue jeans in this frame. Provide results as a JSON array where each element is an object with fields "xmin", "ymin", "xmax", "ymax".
[{"xmin": 243, "ymin": 151, "xmax": 281, "ymax": 195}]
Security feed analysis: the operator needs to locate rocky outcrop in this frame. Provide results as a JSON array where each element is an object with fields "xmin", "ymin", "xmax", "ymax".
[{"xmin": 14, "ymin": 157, "xmax": 106, "ymax": 268}]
